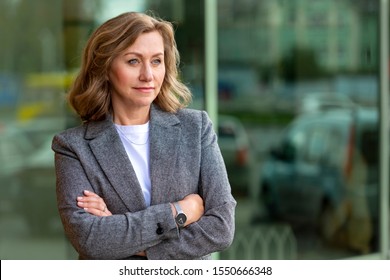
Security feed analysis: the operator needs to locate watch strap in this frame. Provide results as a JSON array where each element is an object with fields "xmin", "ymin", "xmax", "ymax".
[{"xmin": 173, "ymin": 202, "xmax": 183, "ymax": 214}]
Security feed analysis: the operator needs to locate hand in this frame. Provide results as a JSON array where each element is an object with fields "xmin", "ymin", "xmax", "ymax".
[
  {"xmin": 136, "ymin": 251, "xmax": 146, "ymax": 257},
  {"xmin": 77, "ymin": 191, "xmax": 145, "ymax": 256},
  {"xmin": 173, "ymin": 194, "xmax": 204, "ymax": 227},
  {"xmin": 77, "ymin": 190, "xmax": 112, "ymax": 217}
]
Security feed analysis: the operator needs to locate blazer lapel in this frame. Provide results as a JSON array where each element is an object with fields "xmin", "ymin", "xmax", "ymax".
[
  {"xmin": 85, "ymin": 117, "xmax": 146, "ymax": 212},
  {"xmin": 149, "ymin": 105, "xmax": 181, "ymax": 205}
]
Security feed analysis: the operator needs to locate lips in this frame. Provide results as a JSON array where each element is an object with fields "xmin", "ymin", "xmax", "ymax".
[{"xmin": 133, "ymin": 87, "xmax": 155, "ymax": 93}]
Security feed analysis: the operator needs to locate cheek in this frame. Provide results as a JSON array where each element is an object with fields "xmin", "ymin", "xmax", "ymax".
[
  {"xmin": 110, "ymin": 66, "xmax": 134, "ymax": 86},
  {"xmin": 156, "ymin": 69, "xmax": 166, "ymax": 85},
  {"xmin": 116, "ymin": 72, "xmax": 129, "ymax": 85}
]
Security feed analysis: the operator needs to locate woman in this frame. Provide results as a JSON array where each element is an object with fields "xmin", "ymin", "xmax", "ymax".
[{"xmin": 52, "ymin": 11, "xmax": 236, "ymax": 260}]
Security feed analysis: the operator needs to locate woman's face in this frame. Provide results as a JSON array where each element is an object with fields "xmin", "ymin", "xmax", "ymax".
[{"xmin": 109, "ymin": 31, "xmax": 166, "ymax": 112}]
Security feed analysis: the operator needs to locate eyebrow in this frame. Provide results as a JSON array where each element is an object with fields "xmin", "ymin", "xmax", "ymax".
[{"xmin": 123, "ymin": 51, "xmax": 164, "ymax": 57}]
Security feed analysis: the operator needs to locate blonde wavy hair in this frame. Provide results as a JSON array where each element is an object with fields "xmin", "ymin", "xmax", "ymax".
[{"xmin": 68, "ymin": 12, "xmax": 192, "ymax": 121}]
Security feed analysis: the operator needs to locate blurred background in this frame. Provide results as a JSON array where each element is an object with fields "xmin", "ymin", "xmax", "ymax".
[{"xmin": 0, "ymin": 0, "xmax": 389, "ymax": 260}]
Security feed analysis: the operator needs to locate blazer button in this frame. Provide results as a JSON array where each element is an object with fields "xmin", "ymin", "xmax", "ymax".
[{"xmin": 156, "ymin": 223, "xmax": 164, "ymax": 235}]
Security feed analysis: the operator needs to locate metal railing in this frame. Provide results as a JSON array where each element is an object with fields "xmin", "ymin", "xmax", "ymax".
[{"xmin": 222, "ymin": 225, "xmax": 297, "ymax": 260}]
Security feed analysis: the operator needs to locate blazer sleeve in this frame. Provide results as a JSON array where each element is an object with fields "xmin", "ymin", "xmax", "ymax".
[
  {"xmin": 146, "ymin": 111, "xmax": 237, "ymax": 259},
  {"xmin": 52, "ymin": 132, "xmax": 178, "ymax": 259}
]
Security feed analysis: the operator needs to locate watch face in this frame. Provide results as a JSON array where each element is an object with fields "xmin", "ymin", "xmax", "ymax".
[{"xmin": 176, "ymin": 213, "xmax": 187, "ymax": 227}]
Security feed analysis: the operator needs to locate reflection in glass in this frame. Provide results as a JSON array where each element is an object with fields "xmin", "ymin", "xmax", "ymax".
[
  {"xmin": 218, "ymin": 0, "xmax": 380, "ymax": 259},
  {"xmin": 0, "ymin": 0, "xmax": 205, "ymax": 259}
]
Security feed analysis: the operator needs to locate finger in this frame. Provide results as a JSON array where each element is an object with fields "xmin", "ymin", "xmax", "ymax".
[
  {"xmin": 77, "ymin": 196, "xmax": 102, "ymax": 204},
  {"xmin": 80, "ymin": 191, "xmax": 106, "ymax": 206},
  {"xmin": 83, "ymin": 190, "xmax": 100, "ymax": 198},
  {"xmin": 77, "ymin": 191, "xmax": 110, "ymax": 215},
  {"xmin": 77, "ymin": 198, "xmax": 108, "ymax": 211},
  {"xmin": 77, "ymin": 194, "xmax": 106, "ymax": 206},
  {"xmin": 77, "ymin": 200, "xmax": 105, "ymax": 211},
  {"xmin": 84, "ymin": 206, "xmax": 112, "ymax": 216},
  {"xmin": 83, "ymin": 207, "xmax": 109, "ymax": 217}
]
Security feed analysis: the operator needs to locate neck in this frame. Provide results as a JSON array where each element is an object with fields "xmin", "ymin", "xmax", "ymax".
[{"xmin": 113, "ymin": 106, "xmax": 151, "ymax": 125}]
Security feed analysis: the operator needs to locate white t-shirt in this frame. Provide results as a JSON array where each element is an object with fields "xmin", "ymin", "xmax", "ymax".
[{"xmin": 115, "ymin": 122, "xmax": 151, "ymax": 207}]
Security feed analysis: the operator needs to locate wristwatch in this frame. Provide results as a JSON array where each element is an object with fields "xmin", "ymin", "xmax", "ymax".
[{"xmin": 173, "ymin": 202, "xmax": 187, "ymax": 228}]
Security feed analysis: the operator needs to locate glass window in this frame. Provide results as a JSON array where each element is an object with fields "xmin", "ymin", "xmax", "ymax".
[
  {"xmin": 0, "ymin": 0, "xmax": 204, "ymax": 260},
  {"xmin": 219, "ymin": 0, "xmax": 382, "ymax": 259}
]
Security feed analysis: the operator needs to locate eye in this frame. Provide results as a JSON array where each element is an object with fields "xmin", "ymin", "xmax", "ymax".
[
  {"xmin": 127, "ymin": 58, "xmax": 139, "ymax": 65},
  {"xmin": 151, "ymin": 58, "xmax": 162, "ymax": 65}
]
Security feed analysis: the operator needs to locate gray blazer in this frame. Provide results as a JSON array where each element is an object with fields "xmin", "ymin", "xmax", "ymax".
[{"xmin": 52, "ymin": 104, "xmax": 236, "ymax": 260}]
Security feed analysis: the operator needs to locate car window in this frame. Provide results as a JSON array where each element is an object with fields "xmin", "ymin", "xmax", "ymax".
[
  {"xmin": 281, "ymin": 122, "xmax": 310, "ymax": 161},
  {"xmin": 219, "ymin": 125, "xmax": 236, "ymax": 139},
  {"xmin": 327, "ymin": 126, "xmax": 348, "ymax": 167},
  {"xmin": 305, "ymin": 127, "xmax": 329, "ymax": 163}
]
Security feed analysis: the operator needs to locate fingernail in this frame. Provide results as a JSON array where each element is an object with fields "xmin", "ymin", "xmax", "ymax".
[
  {"xmin": 77, "ymin": 201, "xmax": 84, "ymax": 206},
  {"xmin": 77, "ymin": 196, "xmax": 83, "ymax": 200},
  {"xmin": 84, "ymin": 190, "xmax": 90, "ymax": 194}
]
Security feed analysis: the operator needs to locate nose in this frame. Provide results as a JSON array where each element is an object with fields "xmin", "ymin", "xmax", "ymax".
[{"xmin": 139, "ymin": 63, "xmax": 153, "ymax": 82}]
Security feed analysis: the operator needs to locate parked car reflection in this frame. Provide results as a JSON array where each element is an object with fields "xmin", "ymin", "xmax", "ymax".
[
  {"xmin": 295, "ymin": 92, "xmax": 356, "ymax": 114},
  {"xmin": 258, "ymin": 107, "xmax": 379, "ymax": 254},
  {"xmin": 218, "ymin": 115, "xmax": 253, "ymax": 196}
]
